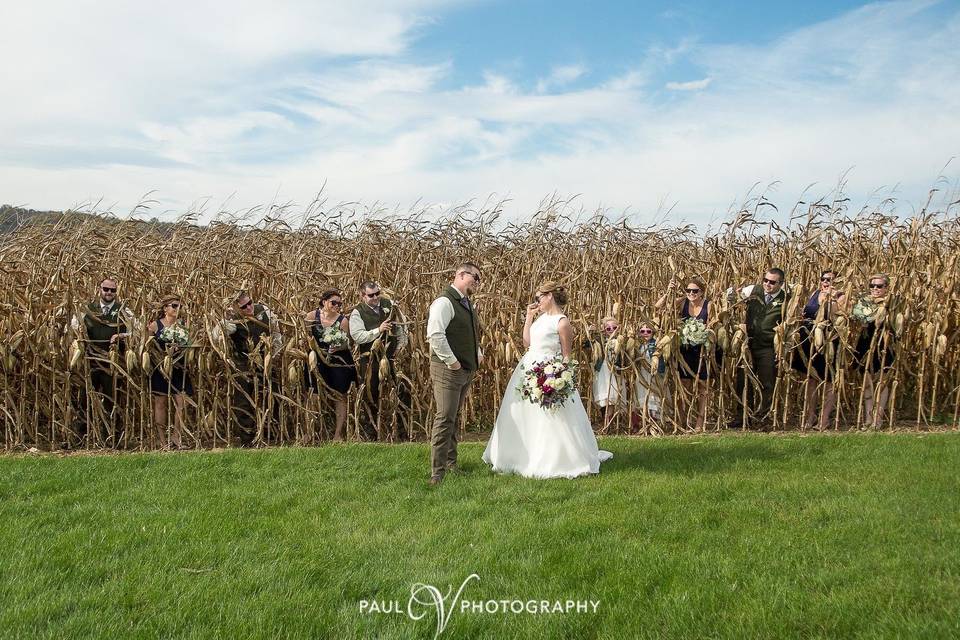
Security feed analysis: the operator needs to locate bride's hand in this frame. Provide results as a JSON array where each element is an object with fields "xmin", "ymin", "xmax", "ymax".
[{"xmin": 525, "ymin": 302, "xmax": 539, "ymax": 318}]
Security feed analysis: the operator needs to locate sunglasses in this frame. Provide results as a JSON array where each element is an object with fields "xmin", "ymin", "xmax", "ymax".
[
  {"xmin": 869, "ymin": 283, "xmax": 887, "ymax": 289},
  {"xmin": 820, "ymin": 276, "xmax": 834, "ymax": 282},
  {"xmin": 462, "ymin": 271, "xmax": 481, "ymax": 283},
  {"xmin": 366, "ymin": 291, "xmax": 381, "ymax": 298},
  {"xmin": 604, "ymin": 326, "xmax": 618, "ymax": 332},
  {"xmin": 168, "ymin": 303, "xmax": 181, "ymax": 309},
  {"xmin": 238, "ymin": 300, "xmax": 253, "ymax": 309},
  {"xmin": 763, "ymin": 278, "xmax": 780, "ymax": 285},
  {"xmin": 329, "ymin": 300, "xmax": 343, "ymax": 307},
  {"xmin": 639, "ymin": 329, "xmax": 653, "ymax": 335},
  {"xmin": 101, "ymin": 287, "xmax": 117, "ymax": 293},
  {"xmin": 685, "ymin": 288, "xmax": 700, "ymax": 294}
]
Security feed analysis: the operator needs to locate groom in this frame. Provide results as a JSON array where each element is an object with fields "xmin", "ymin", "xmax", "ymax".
[{"xmin": 426, "ymin": 262, "xmax": 483, "ymax": 486}]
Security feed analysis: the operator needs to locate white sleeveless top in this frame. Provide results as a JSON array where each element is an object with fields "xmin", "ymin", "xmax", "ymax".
[{"xmin": 526, "ymin": 313, "xmax": 565, "ymax": 360}]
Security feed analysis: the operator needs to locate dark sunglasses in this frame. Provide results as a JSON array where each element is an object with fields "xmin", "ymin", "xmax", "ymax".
[
  {"xmin": 101, "ymin": 287, "xmax": 117, "ymax": 293},
  {"xmin": 604, "ymin": 326, "xmax": 618, "ymax": 332},
  {"xmin": 763, "ymin": 278, "xmax": 780, "ymax": 285},
  {"xmin": 685, "ymin": 288, "xmax": 700, "ymax": 294},
  {"xmin": 820, "ymin": 276, "xmax": 834, "ymax": 282},
  {"xmin": 329, "ymin": 300, "xmax": 343, "ymax": 307},
  {"xmin": 366, "ymin": 291, "xmax": 381, "ymax": 298},
  {"xmin": 238, "ymin": 300, "xmax": 253, "ymax": 309},
  {"xmin": 869, "ymin": 283, "xmax": 887, "ymax": 289},
  {"xmin": 168, "ymin": 303, "xmax": 181, "ymax": 309},
  {"xmin": 462, "ymin": 271, "xmax": 481, "ymax": 283}
]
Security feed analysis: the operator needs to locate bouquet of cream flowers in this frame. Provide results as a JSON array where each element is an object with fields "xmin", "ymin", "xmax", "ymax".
[
  {"xmin": 159, "ymin": 324, "xmax": 189, "ymax": 347},
  {"xmin": 680, "ymin": 317, "xmax": 709, "ymax": 346},
  {"xmin": 517, "ymin": 355, "xmax": 579, "ymax": 411},
  {"xmin": 322, "ymin": 325, "xmax": 350, "ymax": 350},
  {"xmin": 851, "ymin": 298, "xmax": 878, "ymax": 325}
]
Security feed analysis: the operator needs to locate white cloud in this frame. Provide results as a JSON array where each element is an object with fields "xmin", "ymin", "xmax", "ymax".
[
  {"xmin": 1, "ymin": 0, "xmax": 958, "ymax": 227},
  {"xmin": 536, "ymin": 64, "xmax": 587, "ymax": 93},
  {"xmin": 665, "ymin": 78, "xmax": 712, "ymax": 91}
]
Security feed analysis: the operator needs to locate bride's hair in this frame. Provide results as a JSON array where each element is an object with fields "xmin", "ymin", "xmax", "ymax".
[{"xmin": 537, "ymin": 281, "xmax": 568, "ymax": 306}]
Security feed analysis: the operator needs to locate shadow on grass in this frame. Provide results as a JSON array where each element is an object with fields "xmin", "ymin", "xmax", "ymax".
[{"xmin": 607, "ymin": 439, "xmax": 788, "ymax": 475}]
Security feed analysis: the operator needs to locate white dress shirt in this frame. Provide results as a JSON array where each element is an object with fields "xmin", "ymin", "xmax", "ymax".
[{"xmin": 349, "ymin": 303, "xmax": 409, "ymax": 349}]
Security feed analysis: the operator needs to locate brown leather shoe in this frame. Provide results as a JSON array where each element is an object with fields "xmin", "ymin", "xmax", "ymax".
[{"xmin": 428, "ymin": 475, "xmax": 443, "ymax": 486}]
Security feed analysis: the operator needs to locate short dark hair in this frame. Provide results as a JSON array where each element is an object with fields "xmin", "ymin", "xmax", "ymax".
[
  {"xmin": 820, "ymin": 269, "xmax": 836, "ymax": 279},
  {"xmin": 766, "ymin": 268, "xmax": 786, "ymax": 283},
  {"xmin": 100, "ymin": 276, "xmax": 118, "ymax": 287},
  {"xmin": 456, "ymin": 262, "xmax": 481, "ymax": 275},
  {"xmin": 319, "ymin": 288, "xmax": 342, "ymax": 304},
  {"xmin": 359, "ymin": 281, "xmax": 379, "ymax": 293},
  {"xmin": 233, "ymin": 290, "xmax": 250, "ymax": 305}
]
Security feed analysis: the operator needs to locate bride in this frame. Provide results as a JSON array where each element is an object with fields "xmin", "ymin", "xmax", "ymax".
[{"xmin": 482, "ymin": 281, "xmax": 613, "ymax": 478}]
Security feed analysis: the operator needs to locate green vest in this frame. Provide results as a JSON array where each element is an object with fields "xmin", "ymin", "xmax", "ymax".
[
  {"xmin": 745, "ymin": 286, "xmax": 789, "ymax": 349},
  {"xmin": 229, "ymin": 304, "xmax": 270, "ymax": 365},
  {"xmin": 355, "ymin": 299, "xmax": 398, "ymax": 358},
  {"xmin": 83, "ymin": 300, "xmax": 127, "ymax": 352},
  {"xmin": 431, "ymin": 286, "xmax": 480, "ymax": 371}
]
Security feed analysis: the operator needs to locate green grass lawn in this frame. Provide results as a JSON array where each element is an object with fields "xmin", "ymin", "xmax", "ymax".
[{"xmin": 2, "ymin": 433, "xmax": 959, "ymax": 639}]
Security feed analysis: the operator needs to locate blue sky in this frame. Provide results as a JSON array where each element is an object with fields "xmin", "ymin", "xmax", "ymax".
[{"xmin": 1, "ymin": 0, "xmax": 958, "ymax": 226}]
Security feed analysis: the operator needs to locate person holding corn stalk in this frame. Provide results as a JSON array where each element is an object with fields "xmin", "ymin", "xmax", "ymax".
[
  {"xmin": 304, "ymin": 288, "xmax": 356, "ymax": 441},
  {"xmin": 850, "ymin": 274, "xmax": 899, "ymax": 427},
  {"xmin": 791, "ymin": 270, "xmax": 845, "ymax": 430},
  {"xmin": 656, "ymin": 276, "xmax": 718, "ymax": 430},
  {"xmin": 728, "ymin": 268, "xmax": 790, "ymax": 430},
  {"xmin": 583, "ymin": 316, "xmax": 628, "ymax": 426},
  {"xmin": 70, "ymin": 276, "xmax": 140, "ymax": 446},
  {"xmin": 349, "ymin": 281, "xmax": 410, "ymax": 441},
  {"xmin": 214, "ymin": 290, "xmax": 283, "ymax": 446},
  {"xmin": 147, "ymin": 294, "xmax": 193, "ymax": 449}
]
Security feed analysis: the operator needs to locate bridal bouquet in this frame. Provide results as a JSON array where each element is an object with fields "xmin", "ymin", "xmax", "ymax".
[
  {"xmin": 680, "ymin": 317, "xmax": 709, "ymax": 346},
  {"xmin": 322, "ymin": 325, "xmax": 350, "ymax": 350},
  {"xmin": 159, "ymin": 324, "xmax": 189, "ymax": 347},
  {"xmin": 852, "ymin": 298, "xmax": 878, "ymax": 325},
  {"xmin": 517, "ymin": 355, "xmax": 579, "ymax": 411}
]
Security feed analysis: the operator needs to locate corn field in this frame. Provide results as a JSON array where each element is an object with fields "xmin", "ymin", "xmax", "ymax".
[{"xmin": 1, "ymin": 193, "xmax": 959, "ymax": 450}]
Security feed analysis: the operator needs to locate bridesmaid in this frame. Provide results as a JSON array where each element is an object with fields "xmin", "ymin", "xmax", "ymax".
[
  {"xmin": 148, "ymin": 294, "xmax": 193, "ymax": 449},
  {"xmin": 851, "ymin": 274, "xmax": 897, "ymax": 427},
  {"xmin": 656, "ymin": 277, "xmax": 715, "ymax": 430},
  {"xmin": 305, "ymin": 288, "xmax": 357, "ymax": 440},
  {"xmin": 791, "ymin": 269, "xmax": 844, "ymax": 429}
]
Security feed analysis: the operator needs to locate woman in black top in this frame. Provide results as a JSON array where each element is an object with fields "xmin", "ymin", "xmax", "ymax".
[
  {"xmin": 792, "ymin": 270, "xmax": 844, "ymax": 429},
  {"xmin": 304, "ymin": 289, "xmax": 356, "ymax": 440}
]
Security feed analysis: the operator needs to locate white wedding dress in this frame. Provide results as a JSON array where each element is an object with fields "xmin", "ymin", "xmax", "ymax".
[{"xmin": 482, "ymin": 313, "xmax": 613, "ymax": 479}]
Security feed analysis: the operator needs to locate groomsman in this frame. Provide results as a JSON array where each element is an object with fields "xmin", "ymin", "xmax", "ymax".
[
  {"xmin": 426, "ymin": 262, "xmax": 483, "ymax": 485},
  {"xmin": 213, "ymin": 291, "xmax": 283, "ymax": 445},
  {"xmin": 71, "ymin": 276, "xmax": 139, "ymax": 444},
  {"xmin": 349, "ymin": 281, "xmax": 410, "ymax": 441},
  {"xmin": 729, "ymin": 267, "xmax": 790, "ymax": 429}
]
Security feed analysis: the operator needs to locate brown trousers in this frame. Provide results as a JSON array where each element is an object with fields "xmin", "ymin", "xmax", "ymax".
[{"xmin": 429, "ymin": 361, "xmax": 475, "ymax": 478}]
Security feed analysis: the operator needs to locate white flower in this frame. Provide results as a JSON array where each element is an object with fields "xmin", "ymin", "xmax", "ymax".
[
  {"xmin": 561, "ymin": 370, "xmax": 574, "ymax": 382},
  {"xmin": 543, "ymin": 364, "xmax": 556, "ymax": 375},
  {"xmin": 552, "ymin": 377, "xmax": 567, "ymax": 390},
  {"xmin": 530, "ymin": 387, "xmax": 543, "ymax": 399}
]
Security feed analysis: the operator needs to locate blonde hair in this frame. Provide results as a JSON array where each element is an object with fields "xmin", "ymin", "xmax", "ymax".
[{"xmin": 537, "ymin": 280, "xmax": 568, "ymax": 306}]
